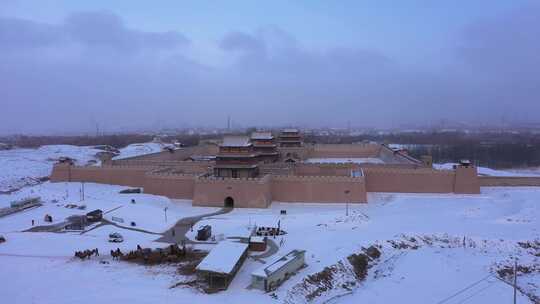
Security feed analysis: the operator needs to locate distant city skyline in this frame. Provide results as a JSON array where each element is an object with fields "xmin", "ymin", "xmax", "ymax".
[{"xmin": 1, "ymin": 1, "xmax": 539, "ymax": 134}]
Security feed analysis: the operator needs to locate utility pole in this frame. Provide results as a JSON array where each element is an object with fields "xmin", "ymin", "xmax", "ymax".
[
  {"xmin": 344, "ymin": 190, "xmax": 350, "ymax": 216},
  {"xmin": 164, "ymin": 207, "xmax": 168, "ymax": 222},
  {"xmin": 513, "ymin": 260, "xmax": 517, "ymax": 304},
  {"xmin": 81, "ymin": 182, "xmax": 85, "ymax": 201}
]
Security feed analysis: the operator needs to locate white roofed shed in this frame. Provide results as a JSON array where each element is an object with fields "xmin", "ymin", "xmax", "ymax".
[
  {"xmin": 196, "ymin": 241, "xmax": 249, "ymax": 290},
  {"xmin": 251, "ymin": 249, "xmax": 306, "ymax": 291}
]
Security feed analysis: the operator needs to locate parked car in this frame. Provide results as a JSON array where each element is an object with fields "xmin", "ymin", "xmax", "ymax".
[{"xmin": 108, "ymin": 232, "xmax": 124, "ymax": 243}]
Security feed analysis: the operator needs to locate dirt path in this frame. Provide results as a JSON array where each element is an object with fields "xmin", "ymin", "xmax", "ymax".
[
  {"xmin": 155, "ymin": 207, "xmax": 233, "ymax": 244},
  {"xmin": 101, "ymin": 219, "xmax": 163, "ymax": 235}
]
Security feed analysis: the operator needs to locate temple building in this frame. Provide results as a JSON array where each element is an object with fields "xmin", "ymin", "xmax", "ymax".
[
  {"xmin": 278, "ymin": 129, "xmax": 302, "ymax": 147},
  {"xmin": 213, "ymin": 136, "xmax": 259, "ymax": 178},
  {"xmin": 251, "ymin": 132, "xmax": 279, "ymax": 163}
]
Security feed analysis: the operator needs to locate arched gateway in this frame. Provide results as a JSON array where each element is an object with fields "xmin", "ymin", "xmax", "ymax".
[{"xmin": 224, "ymin": 196, "xmax": 234, "ymax": 208}]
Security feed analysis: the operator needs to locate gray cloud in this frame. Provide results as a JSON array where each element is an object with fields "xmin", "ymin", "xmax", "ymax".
[
  {"xmin": 0, "ymin": 11, "xmax": 188, "ymax": 52},
  {"xmin": 459, "ymin": 3, "xmax": 540, "ymax": 74},
  {"xmin": 0, "ymin": 17, "xmax": 63, "ymax": 49},
  {"xmin": 0, "ymin": 6, "xmax": 539, "ymax": 135},
  {"xmin": 64, "ymin": 11, "xmax": 188, "ymax": 51},
  {"xmin": 220, "ymin": 32, "xmax": 265, "ymax": 53}
]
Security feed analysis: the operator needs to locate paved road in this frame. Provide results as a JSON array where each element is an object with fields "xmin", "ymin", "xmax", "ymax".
[{"xmin": 155, "ymin": 207, "xmax": 233, "ymax": 244}]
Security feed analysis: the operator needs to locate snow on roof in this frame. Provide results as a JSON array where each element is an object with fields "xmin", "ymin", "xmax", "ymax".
[
  {"xmin": 282, "ymin": 128, "xmax": 299, "ymax": 133},
  {"xmin": 251, "ymin": 132, "xmax": 273, "ymax": 140},
  {"xmin": 196, "ymin": 241, "xmax": 248, "ymax": 274},
  {"xmin": 252, "ymin": 249, "xmax": 305, "ymax": 278},
  {"xmin": 221, "ymin": 136, "xmax": 252, "ymax": 147},
  {"xmin": 250, "ymin": 236, "xmax": 266, "ymax": 243}
]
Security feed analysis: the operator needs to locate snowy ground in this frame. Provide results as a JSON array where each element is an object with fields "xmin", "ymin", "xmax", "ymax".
[
  {"xmin": 1, "ymin": 146, "xmax": 539, "ymax": 303},
  {"xmin": 0, "ymin": 145, "xmax": 102, "ymax": 193},
  {"xmin": 0, "ymin": 142, "xmax": 163, "ymax": 193},
  {"xmin": 436, "ymin": 163, "xmax": 540, "ymax": 177},
  {"xmin": 112, "ymin": 142, "xmax": 163, "ymax": 160},
  {"xmin": 1, "ymin": 183, "xmax": 539, "ymax": 303}
]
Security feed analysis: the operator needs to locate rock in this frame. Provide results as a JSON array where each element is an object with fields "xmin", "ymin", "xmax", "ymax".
[{"xmin": 365, "ymin": 245, "xmax": 381, "ymax": 259}]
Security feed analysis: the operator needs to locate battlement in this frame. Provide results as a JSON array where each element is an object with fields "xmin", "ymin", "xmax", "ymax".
[
  {"xmin": 145, "ymin": 171, "xmax": 196, "ymax": 179},
  {"xmin": 272, "ymin": 174, "xmax": 364, "ymax": 182},
  {"xmin": 196, "ymin": 174, "xmax": 272, "ymax": 184},
  {"xmin": 363, "ymin": 167, "xmax": 455, "ymax": 175},
  {"xmin": 296, "ymin": 162, "xmax": 360, "ymax": 168}
]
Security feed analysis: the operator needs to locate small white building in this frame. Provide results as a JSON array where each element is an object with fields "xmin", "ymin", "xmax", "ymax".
[
  {"xmin": 196, "ymin": 241, "xmax": 249, "ymax": 290},
  {"xmin": 251, "ymin": 249, "xmax": 306, "ymax": 291}
]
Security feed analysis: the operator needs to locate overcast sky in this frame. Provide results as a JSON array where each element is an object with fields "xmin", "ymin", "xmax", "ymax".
[{"xmin": 1, "ymin": 1, "xmax": 539, "ymax": 134}]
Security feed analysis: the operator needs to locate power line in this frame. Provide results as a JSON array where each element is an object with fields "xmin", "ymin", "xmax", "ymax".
[
  {"xmin": 455, "ymin": 279, "xmax": 497, "ymax": 304},
  {"xmin": 436, "ymin": 274, "xmax": 493, "ymax": 304}
]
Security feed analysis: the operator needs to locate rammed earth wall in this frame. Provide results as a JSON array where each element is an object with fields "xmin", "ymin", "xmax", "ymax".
[
  {"xmin": 143, "ymin": 172, "xmax": 196, "ymax": 199},
  {"xmin": 193, "ymin": 175, "xmax": 272, "ymax": 208},
  {"xmin": 50, "ymin": 163, "xmax": 481, "ymax": 207},
  {"xmin": 307, "ymin": 143, "xmax": 381, "ymax": 158},
  {"xmin": 479, "ymin": 176, "xmax": 540, "ymax": 187},
  {"xmin": 363, "ymin": 165, "xmax": 480, "ymax": 194},
  {"xmin": 271, "ymin": 175, "xmax": 367, "ymax": 203},
  {"xmin": 50, "ymin": 163, "xmax": 151, "ymax": 187}
]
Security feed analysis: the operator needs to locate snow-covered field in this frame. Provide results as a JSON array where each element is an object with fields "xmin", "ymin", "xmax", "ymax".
[
  {"xmin": 112, "ymin": 142, "xmax": 163, "ymax": 160},
  {"xmin": 1, "ymin": 183, "xmax": 538, "ymax": 303},
  {"xmin": 0, "ymin": 145, "xmax": 102, "ymax": 193},
  {"xmin": 0, "ymin": 142, "xmax": 164, "ymax": 193},
  {"xmin": 0, "ymin": 147, "xmax": 539, "ymax": 303}
]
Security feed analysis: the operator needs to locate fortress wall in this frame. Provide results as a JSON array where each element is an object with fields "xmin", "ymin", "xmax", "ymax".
[
  {"xmin": 193, "ymin": 175, "xmax": 272, "ymax": 208},
  {"xmin": 271, "ymin": 175, "xmax": 367, "ymax": 203},
  {"xmin": 307, "ymin": 143, "xmax": 381, "ymax": 158},
  {"xmin": 479, "ymin": 176, "xmax": 540, "ymax": 187},
  {"xmin": 294, "ymin": 163, "xmax": 360, "ymax": 176},
  {"xmin": 454, "ymin": 166, "xmax": 481, "ymax": 194},
  {"xmin": 168, "ymin": 162, "xmax": 213, "ymax": 174},
  {"xmin": 143, "ymin": 173, "xmax": 195, "ymax": 199},
  {"xmin": 358, "ymin": 163, "xmax": 424, "ymax": 170},
  {"xmin": 278, "ymin": 146, "xmax": 311, "ymax": 160},
  {"xmin": 50, "ymin": 164, "xmax": 151, "ymax": 187},
  {"xmin": 50, "ymin": 163, "xmax": 71, "ymax": 182},
  {"xmin": 110, "ymin": 160, "xmax": 213, "ymax": 174},
  {"xmin": 363, "ymin": 167, "xmax": 456, "ymax": 193}
]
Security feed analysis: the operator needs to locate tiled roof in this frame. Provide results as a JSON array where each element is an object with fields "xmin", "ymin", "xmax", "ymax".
[
  {"xmin": 251, "ymin": 132, "xmax": 273, "ymax": 140},
  {"xmin": 221, "ymin": 136, "xmax": 252, "ymax": 147}
]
